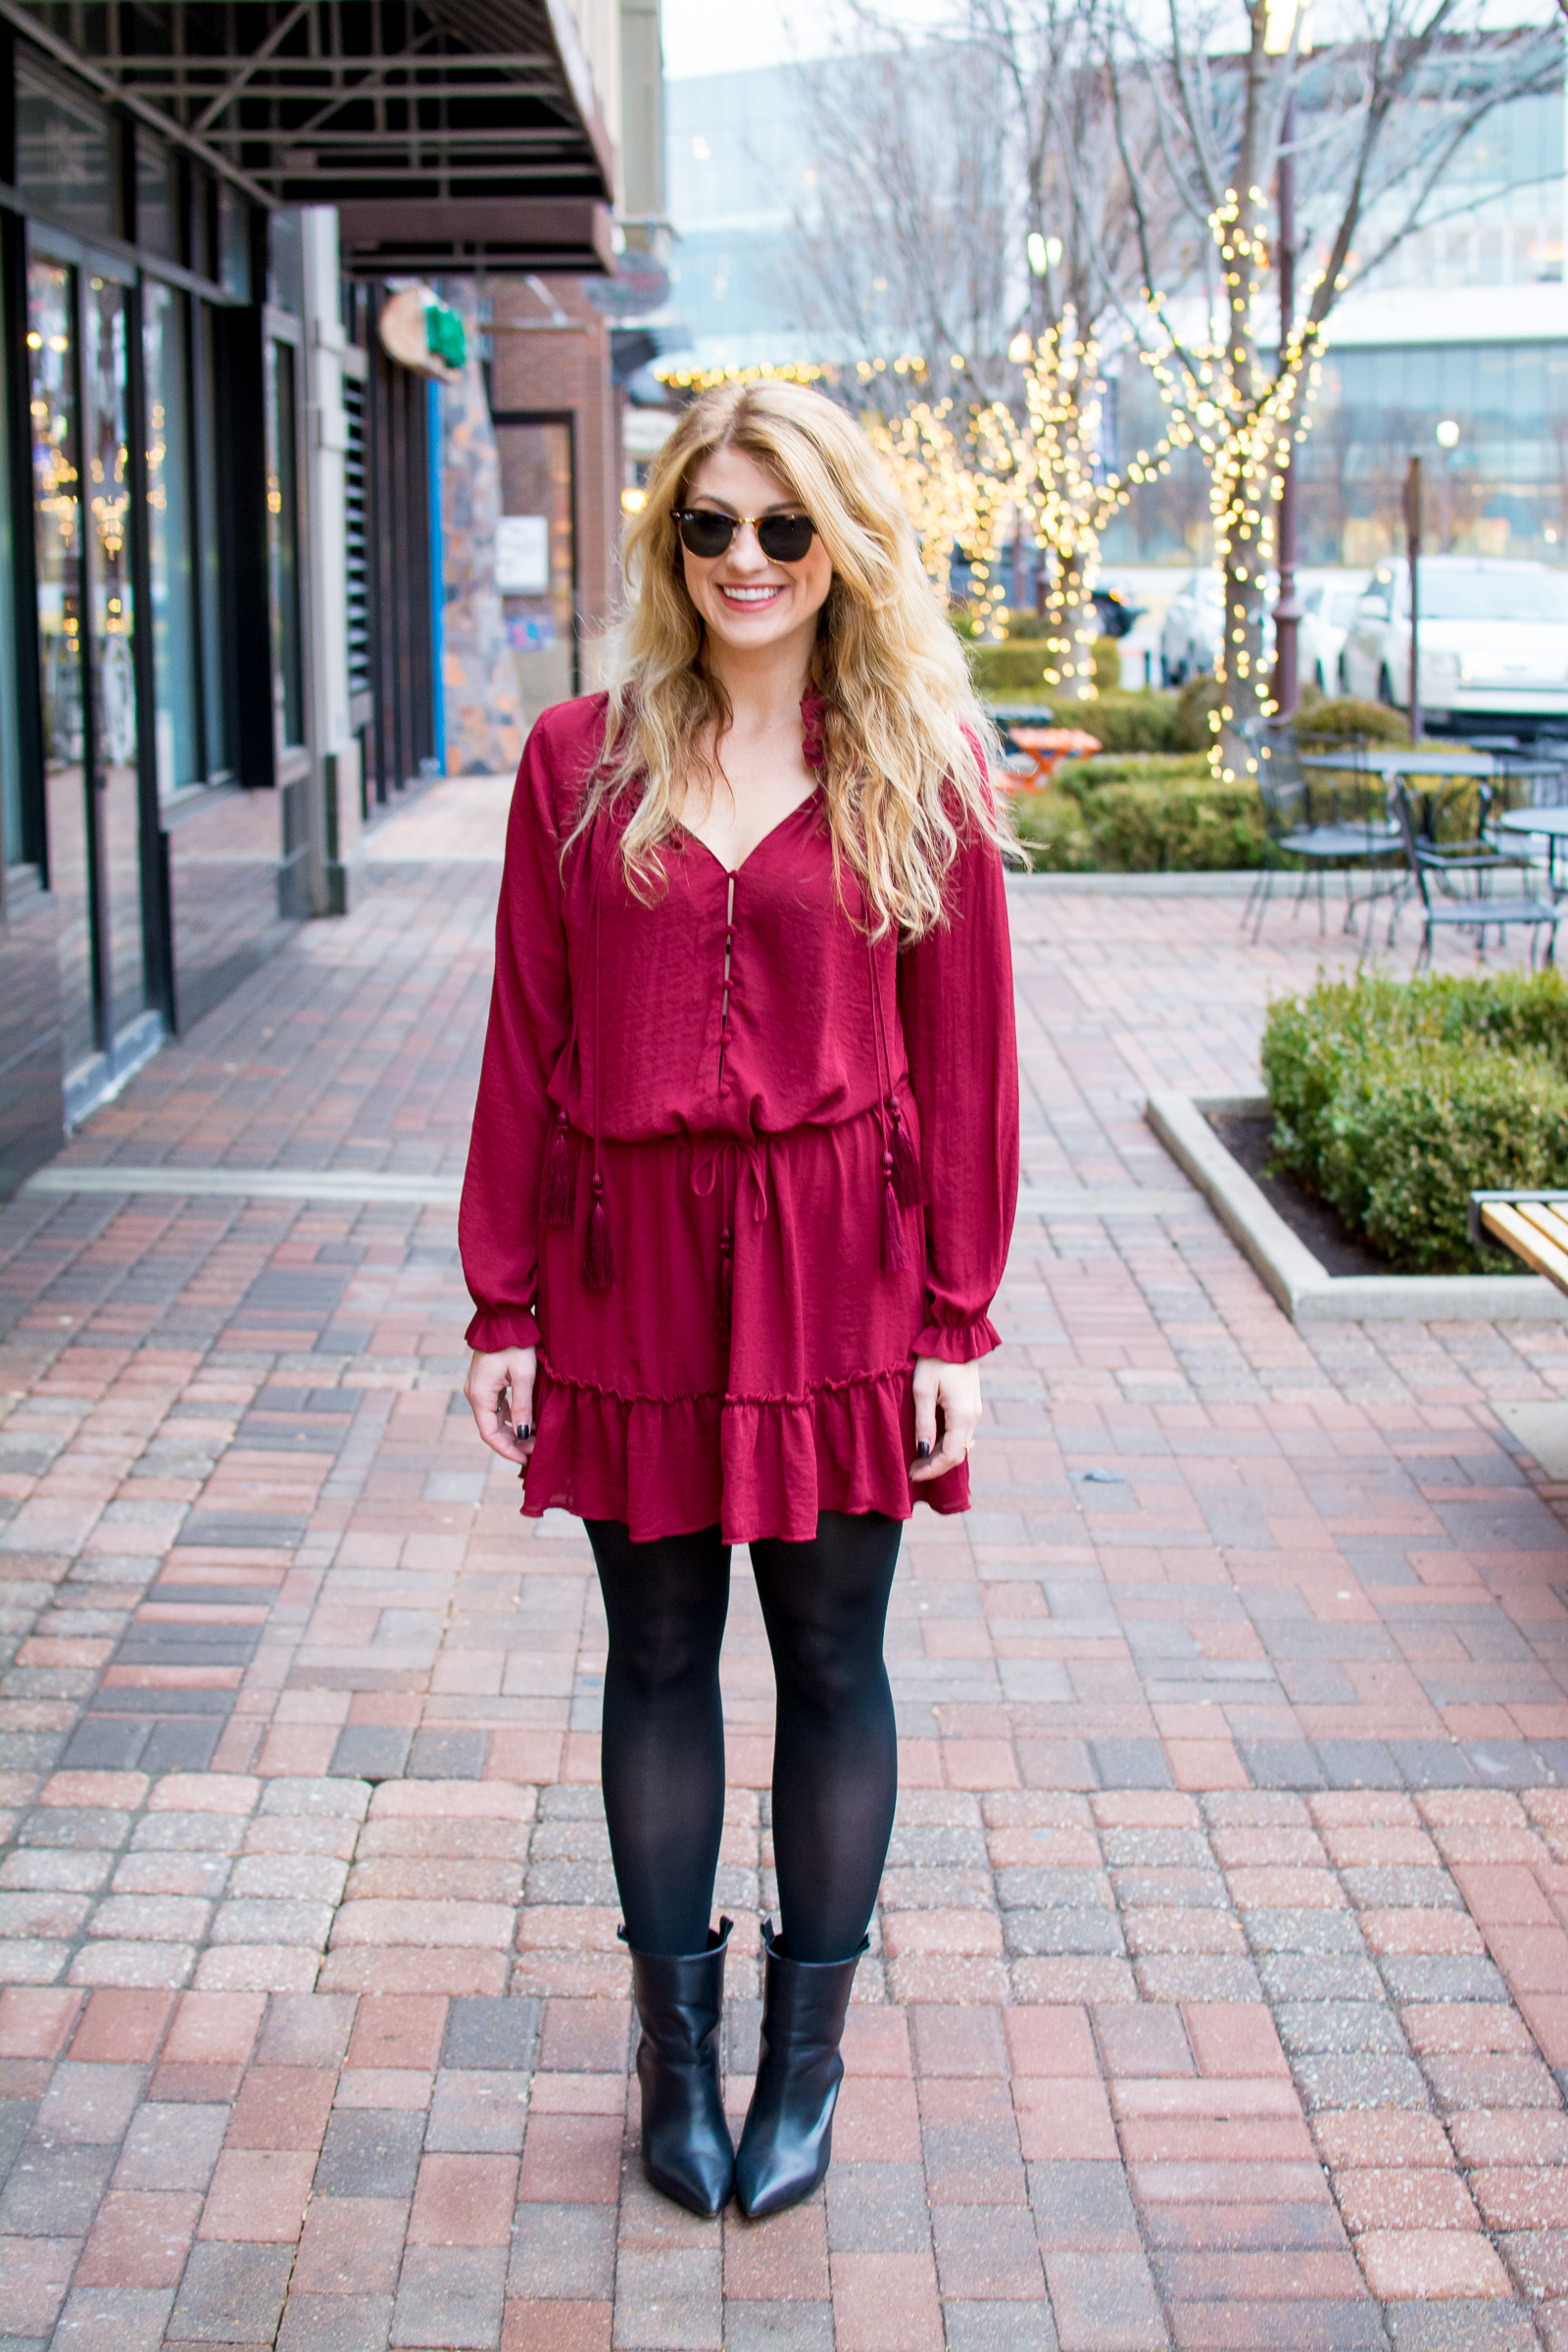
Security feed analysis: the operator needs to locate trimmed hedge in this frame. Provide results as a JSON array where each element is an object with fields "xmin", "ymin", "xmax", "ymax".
[
  {"xmin": 982, "ymin": 678, "xmax": 1222, "ymax": 755},
  {"xmin": 1012, "ymin": 771, "xmax": 1265, "ymax": 872},
  {"xmin": 1294, "ymin": 697, "xmax": 1410, "ymax": 746},
  {"xmin": 1261, "ymin": 972, "xmax": 1568, "ymax": 1273},
  {"xmin": 969, "ymin": 642, "xmax": 1054, "ymax": 695},
  {"xmin": 1068, "ymin": 753, "xmax": 1212, "ymax": 788}
]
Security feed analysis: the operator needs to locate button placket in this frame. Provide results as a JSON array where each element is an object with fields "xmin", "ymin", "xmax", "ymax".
[{"xmin": 717, "ymin": 873, "xmax": 736, "ymax": 1091}]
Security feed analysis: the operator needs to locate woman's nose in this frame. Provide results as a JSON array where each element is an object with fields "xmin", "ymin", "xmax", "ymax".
[{"xmin": 725, "ymin": 520, "xmax": 769, "ymax": 569}]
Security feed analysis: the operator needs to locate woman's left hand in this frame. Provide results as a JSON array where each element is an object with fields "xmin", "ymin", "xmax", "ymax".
[{"xmin": 910, "ymin": 1355, "xmax": 982, "ymax": 1483}]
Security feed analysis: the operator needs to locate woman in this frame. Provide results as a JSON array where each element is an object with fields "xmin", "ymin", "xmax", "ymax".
[{"xmin": 461, "ymin": 380, "xmax": 1018, "ymax": 2222}]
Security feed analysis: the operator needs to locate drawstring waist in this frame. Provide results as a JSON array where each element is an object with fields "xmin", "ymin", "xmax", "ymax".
[
  {"xmin": 692, "ymin": 1140, "xmax": 770, "ymax": 1338},
  {"xmin": 543, "ymin": 1102, "xmax": 916, "ymax": 1322}
]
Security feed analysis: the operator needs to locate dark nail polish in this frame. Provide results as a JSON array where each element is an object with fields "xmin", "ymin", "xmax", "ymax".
[
  {"xmin": 515, "ymin": 1422, "xmax": 530, "ymax": 1442},
  {"xmin": 915, "ymin": 1440, "xmax": 931, "ymax": 1459}
]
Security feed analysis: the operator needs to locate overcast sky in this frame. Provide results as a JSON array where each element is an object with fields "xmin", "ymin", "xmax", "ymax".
[
  {"xmin": 661, "ymin": 0, "xmax": 948, "ymax": 78},
  {"xmin": 659, "ymin": 0, "xmax": 1558, "ymax": 78}
]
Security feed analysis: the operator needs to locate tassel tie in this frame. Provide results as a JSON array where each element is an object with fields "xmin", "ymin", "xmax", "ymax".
[
  {"xmin": 692, "ymin": 1142, "xmax": 771, "ymax": 1340},
  {"xmin": 543, "ymin": 1110, "xmax": 573, "ymax": 1228},
  {"xmin": 865, "ymin": 924, "xmax": 923, "ymax": 1275}
]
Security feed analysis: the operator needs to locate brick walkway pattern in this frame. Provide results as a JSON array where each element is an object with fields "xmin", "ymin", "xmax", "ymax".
[{"xmin": 2, "ymin": 778, "xmax": 1568, "ymax": 2351}]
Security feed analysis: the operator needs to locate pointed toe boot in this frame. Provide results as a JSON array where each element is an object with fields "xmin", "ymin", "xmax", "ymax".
[
  {"xmin": 734, "ymin": 1917, "xmax": 866, "ymax": 2220},
  {"xmin": 622, "ymin": 1918, "xmax": 735, "ymax": 2217}
]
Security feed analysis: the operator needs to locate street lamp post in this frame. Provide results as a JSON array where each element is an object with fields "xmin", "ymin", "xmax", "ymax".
[
  {"xmin": 1404, "ymin": 455, "xmax": 1423, "ymax": 742},
  {"xmin": 1435, "ymin": 417, "xmax": 1459, "ymax": 552}
]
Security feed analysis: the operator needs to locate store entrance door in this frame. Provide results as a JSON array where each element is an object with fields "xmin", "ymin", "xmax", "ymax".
[{"xmin": 28, "ymin": 250, "xmax": 160, "ymax": 1121}]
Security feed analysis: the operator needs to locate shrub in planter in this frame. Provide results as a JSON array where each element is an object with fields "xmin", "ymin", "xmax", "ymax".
[
  {"xmin": 1294, "ymin": 698, "xmax": 1410, "ymax": 746},
  {"xmin": 1080, "ymin": 778, "xmax": 1265, "ymax": 871},
  {"xmin": 1009, "ymin": 789, "xmax": 1092, "ymax": 868},
  {"xmin": 1068, "ymin": 753, "xmax": 1212, "ymax": 790},
  {"xmin": 1171, "ymin": 675, "xmax": 1227, "ymax": 752},
  {"xmin": 1261, "ymin": 970, "xmax": 1568, "ymax": 1271},
  {"xmin": 1011, "ymin": 773, "xmax": 1265, "ymax": 870},
  {"xmin": 969, "ymin": 643, "xmax": 1054, "ymax": 697},
  {"xmin": 1092, "ymin": 636, "xmax": 1123, "ymax": 692},
  {"xmin": 1081, "ymin": 690, "xmax": 1180, "ymax": 752}
]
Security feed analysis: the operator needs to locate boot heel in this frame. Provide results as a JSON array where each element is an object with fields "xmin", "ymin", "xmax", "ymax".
[
  {"xmin": 735, "ymin": 1917, "xmax": 866, "ymax": 2219},
  {"xmin": 622, "ymin": 1918, "xmax": 735, "ymax": 2217}
]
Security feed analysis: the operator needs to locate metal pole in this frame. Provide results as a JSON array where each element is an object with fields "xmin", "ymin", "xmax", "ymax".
[
  {"xmin": 1272, "ymin": 91, "xmax": 1300, "ymax": 716},
  {"xmin": 1404, "ymin": 455, "xmax": 1422, "ymax": 742}
]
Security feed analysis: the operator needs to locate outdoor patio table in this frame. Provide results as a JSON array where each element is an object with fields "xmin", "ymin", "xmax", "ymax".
[
  {"xmin": 1494, "ymin": 805, "xmax": 1568, "ymax": 891},
  {"xmin": 1301, "ymin": 748, "xmax": 1568, "ymax": 784},
  {"xmin": 1004, "ymin": 724, "xmax": 1102, "ymax": 787}
]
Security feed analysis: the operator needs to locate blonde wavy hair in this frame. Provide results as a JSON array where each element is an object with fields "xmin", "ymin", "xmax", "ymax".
[{"xmin": 578, "ymin": 379, "xmax": 1008, "ymax": 941}]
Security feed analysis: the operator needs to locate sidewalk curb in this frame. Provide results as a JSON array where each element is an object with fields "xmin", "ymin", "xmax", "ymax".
[{"xmin": 1146, "ymin": 1088, "xmax": 1568, "ymax": 1323}]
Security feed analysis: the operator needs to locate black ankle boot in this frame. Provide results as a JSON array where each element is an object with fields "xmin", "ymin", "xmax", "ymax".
[
  {"xmin": 621, "ymin": 1918, "xmax": 734, "ymax": 2217},
  {"xmin": 734, "ymin": 1916, "xmax": 866, "ymax": 2219}
]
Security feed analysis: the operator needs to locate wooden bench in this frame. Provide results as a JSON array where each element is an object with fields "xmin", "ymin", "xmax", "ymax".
[{"xmin": 1469, "ymin": 1192, "xmax": 1568, "ymax": 1291}]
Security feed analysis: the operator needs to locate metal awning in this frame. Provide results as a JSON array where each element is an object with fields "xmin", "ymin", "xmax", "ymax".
[{"xmin": 6, "ymin": 0, "xmax": 617, "ymax": 270}]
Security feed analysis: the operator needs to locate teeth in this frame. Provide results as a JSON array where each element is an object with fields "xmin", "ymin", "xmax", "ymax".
[{"xmin": 723, "ymin": 587, "xmax": 779, "ymax": 602}]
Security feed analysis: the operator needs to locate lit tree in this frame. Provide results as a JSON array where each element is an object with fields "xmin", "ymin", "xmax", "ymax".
[
  {"xmin": 980, "ymin": 311, "xmax": 1169, "ymax": 697},
  {"xmin": 1111, "ymin": 0, "xmax": 1563, "ymax": 767}
]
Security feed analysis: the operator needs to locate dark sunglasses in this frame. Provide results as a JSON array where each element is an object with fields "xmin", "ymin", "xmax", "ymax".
[{"xmin": 673, "ymin": 507, "xmax": 818, "ymax": 564}]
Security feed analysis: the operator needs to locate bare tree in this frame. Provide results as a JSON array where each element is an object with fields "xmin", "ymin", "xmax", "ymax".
[
  {"xmin": 1110, "ymin": 0, "xmax": 1563, "ymax": 757},
  {"xmin": 783, "ymin": 25, "xmax": 1015, "ymax": 407},
  {"xmin": 782, "ymin": 0, "xmax": 1190, "ymax": 697}
]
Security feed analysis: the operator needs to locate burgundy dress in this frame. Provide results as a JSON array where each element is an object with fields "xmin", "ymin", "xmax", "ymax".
[{"xmin": 460, "ymin": 692, "xmax": 1019, "ymax": 1545}]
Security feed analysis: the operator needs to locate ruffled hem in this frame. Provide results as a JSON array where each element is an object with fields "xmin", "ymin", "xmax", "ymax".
[
  {"xmin": 913, "ymin": 1314, "xmax": 1002, "ymax": 1363},
  {"xmin": 465, "ymin": 1305, "xmax": 541, "ymax": 1352},
  {"xmin": 520, "ymin": 1358, "xmax": 968, "ymax": 1544}
]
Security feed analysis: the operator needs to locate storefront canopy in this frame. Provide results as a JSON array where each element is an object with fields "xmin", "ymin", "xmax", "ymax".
[{"xmin": 1, "ymin": 0, "xmax": 617, "ymax": 270}]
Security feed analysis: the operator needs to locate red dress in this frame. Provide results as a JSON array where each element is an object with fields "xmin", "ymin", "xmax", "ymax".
[{"xmin": 460, "ymin": 692, "xmax": 1019, "ymax": 1545}]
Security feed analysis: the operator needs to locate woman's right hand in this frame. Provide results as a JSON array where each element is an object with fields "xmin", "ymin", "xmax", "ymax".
[{"xmin": 465, "ymin": 1348, "xmax": 538, "ymax": 1467}]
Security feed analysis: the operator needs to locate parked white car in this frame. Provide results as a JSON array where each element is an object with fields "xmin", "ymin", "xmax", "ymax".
[
  {"xmin": 1298, "ymin": 575, "xmax": 1368, "ymax": 694},
  {"xmin": 1159, "ymin": 569, "xmax": 1275, "ymax": 686},
  {"xmin": 1338, "ymin": 557, "xmax": 1568, "ymax": 727}
]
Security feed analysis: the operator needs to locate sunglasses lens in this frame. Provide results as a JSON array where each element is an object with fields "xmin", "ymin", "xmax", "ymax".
[
  {"xmin": 677, "ymin": 511, "xmax": 735, "ymax": 558},
  {"xmin": 758, "ymin": 514, "xmax": 816, "ymax": 563}
]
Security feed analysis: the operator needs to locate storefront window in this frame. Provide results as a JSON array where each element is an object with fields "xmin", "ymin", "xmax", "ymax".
[
  {"xmin": 143, "ymin": 278, "xmax": 199, "ymax": 796},
  {"xmin": 0, "ymin": 262, "xmax": 20, "ymax": 869},
  {"xmin": 16, "ymin": 64, "xmax": 115, "ymax": 240},
  {"xmin": 219, "ymin": 183, "xmax": 251, "ymax": 302},
  {"xmin": 29, "ymin": 257, "xmax": 93, "ymax": 1072},
  {"xmin": 195, "ymin": 304, "xmax": 228, "ymax": 778},
  {"xmin": 82, "ymin": 273, "xmax": 147, "ymax": 1039},
  {"xmin": 136, "ymin": 132, "xmax": 180, "ymax": 262},
  {"xmin": 28, "ymin": 262, "xmax": 83, "ymax": 779},
  {"xmin": 266, "ymin": 339, "xmax": 305, "ymax": 750}
]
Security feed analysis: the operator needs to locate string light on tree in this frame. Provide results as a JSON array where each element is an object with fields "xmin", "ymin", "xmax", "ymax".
[
  {"xmin": 861, "ymin": 399, "xmax": 1013, "ymax": 625},
  {"xmin": 979, "ymin": 311, "xmax": 1168, "ymax": 700},
  {"xmin": 1138, "ymin": 183, "xmax": 1326, "ymax": 777}
]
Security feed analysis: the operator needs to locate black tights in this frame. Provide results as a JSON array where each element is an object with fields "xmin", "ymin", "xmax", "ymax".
[{"xmin": 586, "ymin": 1511, "xmax": 901, "ymax": 1962}]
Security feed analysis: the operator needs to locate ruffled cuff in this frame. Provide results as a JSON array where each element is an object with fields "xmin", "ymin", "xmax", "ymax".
[
  {"xmin": 912, "ymin": 1313, "xmax": 1001, "ymax": 1364},
  {"xmin": 464, "ymin": 1305, "xmax": 541, "ymax": 1352}
]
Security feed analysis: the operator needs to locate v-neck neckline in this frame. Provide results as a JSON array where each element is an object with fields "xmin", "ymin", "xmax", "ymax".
[{"xmin": 680, "ymin": 788, "xmax": 820, "ymax": 880}]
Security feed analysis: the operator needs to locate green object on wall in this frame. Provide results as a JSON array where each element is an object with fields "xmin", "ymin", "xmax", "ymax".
[{"xmin": 426, "ymin": 303, "xmax": 466, "ymax": 369}]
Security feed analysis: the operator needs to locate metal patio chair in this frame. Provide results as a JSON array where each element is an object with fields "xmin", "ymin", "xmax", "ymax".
[
  {"xmin": 1390, "ymin": 782, "xmax": 1559, "ymax": 968},
  {"xmin": 1242, "ymin": 721, "xmax": 1403, "ymax": 943}
]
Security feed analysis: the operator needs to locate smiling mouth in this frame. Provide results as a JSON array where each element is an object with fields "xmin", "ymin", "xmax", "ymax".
[{"xmin": 718, "ymin": 584, "xmax": 785, "ymax": 608}]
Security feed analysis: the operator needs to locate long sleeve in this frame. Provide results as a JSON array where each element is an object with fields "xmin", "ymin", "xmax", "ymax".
[
  {"xmin": 459, "ymin": 719, "xmax": 576, "ymax": 1352},
  {"xmin": 898, "ymin": 815, "xmax": 1019, "ymax": 1362}
]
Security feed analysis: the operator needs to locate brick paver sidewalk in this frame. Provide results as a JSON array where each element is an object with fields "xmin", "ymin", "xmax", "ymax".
[{"xmin": 2, "ymin": 776, "xmax": 1567, "ymax": 2350}]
